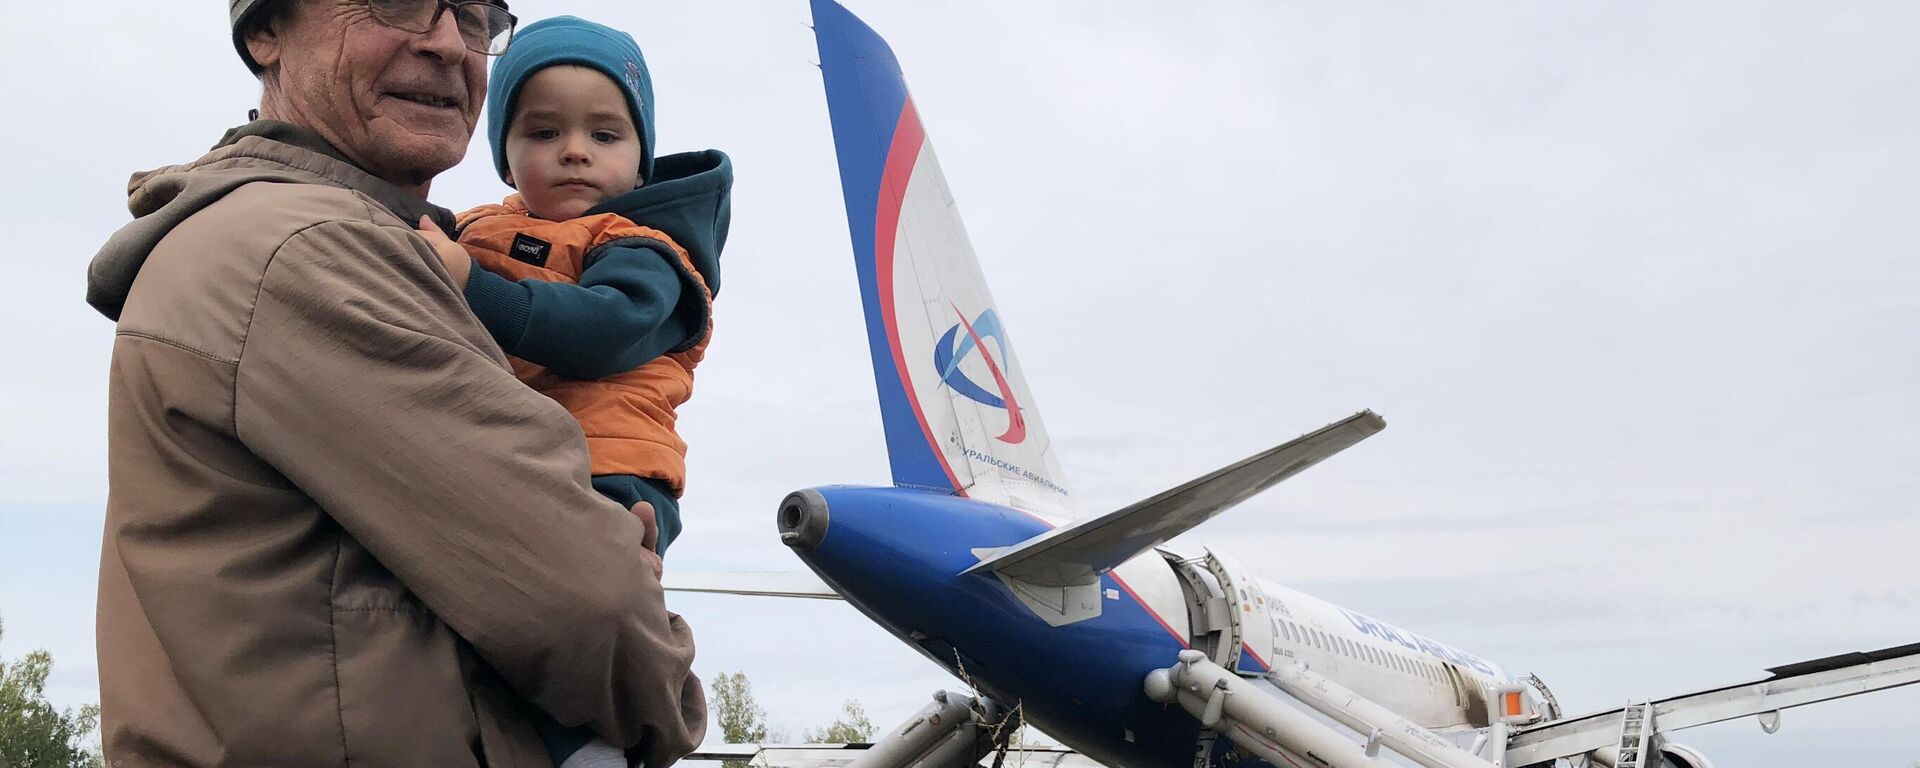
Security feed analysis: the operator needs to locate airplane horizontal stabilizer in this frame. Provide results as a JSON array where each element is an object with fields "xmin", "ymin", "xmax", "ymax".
[
  {"xmin": 661, "ymin": 571, "xmax": 844, "ymax": 600},
  {"xmin": 962, "ymin": 411, "xmax": 1385, "ymax": 587}
]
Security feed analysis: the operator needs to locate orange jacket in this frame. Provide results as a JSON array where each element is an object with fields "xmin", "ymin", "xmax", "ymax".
[{"xmin": 456, "ymin": 195, "xmax": 713, "ymax": 493}]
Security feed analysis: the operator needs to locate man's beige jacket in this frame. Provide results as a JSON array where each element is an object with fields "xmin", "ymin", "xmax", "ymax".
[{"xmin": 84, "ymin": 122, "xmax": 706, "ymax": 767}]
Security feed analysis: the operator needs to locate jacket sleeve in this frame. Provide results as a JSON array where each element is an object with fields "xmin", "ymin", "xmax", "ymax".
[
  {"xmin": 231, "ymin": 218, "xmax": 706, "ymax": 766},
  {"xmin": 462, "ymin": 239, "xmax": 706, "ymax": 380}
]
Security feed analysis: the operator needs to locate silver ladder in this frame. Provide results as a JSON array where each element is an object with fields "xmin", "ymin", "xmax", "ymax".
[{"xmin": 1613, "ymin": 703, "xmax": 1656, "ymax": 768}]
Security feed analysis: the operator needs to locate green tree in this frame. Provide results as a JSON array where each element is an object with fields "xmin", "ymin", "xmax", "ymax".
[
  {"xmin": 805, "ymin": 700, "xmax": 875, "ymax": 744},
  {"xmin": 709, "ymin": 671, "xmax": 768, "ymax": 768},
  {"xmin": 0, "ymin": 622, "xmax": 103, "ymax": 768}
]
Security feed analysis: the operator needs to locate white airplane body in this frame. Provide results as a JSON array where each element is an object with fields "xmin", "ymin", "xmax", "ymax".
[{"xmin": 674, "ymin": 4, "xmax": 1920, "ymax": 768}]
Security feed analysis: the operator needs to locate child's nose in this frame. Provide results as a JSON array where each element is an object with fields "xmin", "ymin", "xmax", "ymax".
[{"xmin": 562, "ymin": 136, "xmax": 593, "ymax": 164}]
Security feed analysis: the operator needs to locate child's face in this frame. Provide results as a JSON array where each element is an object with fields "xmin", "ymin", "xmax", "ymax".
[{"xmin": 503, "ymin": 65, "xmax": 644, "ymax": 221}]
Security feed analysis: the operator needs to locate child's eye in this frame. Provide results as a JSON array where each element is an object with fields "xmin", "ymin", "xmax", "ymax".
[
  {"xmin": 592, "ymin": 131, "xmax": 620, "ymax": 144},
  {"xmin": 528, "ymin": 128, "xmax": 559, "ymax": 141}
]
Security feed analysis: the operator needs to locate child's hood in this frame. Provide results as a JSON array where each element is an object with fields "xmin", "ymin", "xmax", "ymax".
[{"xmin": 587, "ymin": 149, "xmax": 732, "ymax": 297}]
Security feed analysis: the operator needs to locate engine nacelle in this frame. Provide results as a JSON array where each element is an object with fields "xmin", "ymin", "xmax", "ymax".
[
  {"xmin": 1656, "ymin": 743, "xmax": 1715, "ymax": 768},
  {"xmin": 1587, "ymin": 741, "xmax": 1715, "ymax": 768}
]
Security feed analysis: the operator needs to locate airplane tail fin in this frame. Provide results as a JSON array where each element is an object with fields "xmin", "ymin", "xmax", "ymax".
[{"xmin": 812, "ymin": 0, "xmax": 1075, "ymax": 518}]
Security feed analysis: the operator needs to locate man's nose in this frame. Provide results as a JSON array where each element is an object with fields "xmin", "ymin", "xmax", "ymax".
[{"xmin": 411, "ymin": 5, "xmax": 469, "ymax": 63}]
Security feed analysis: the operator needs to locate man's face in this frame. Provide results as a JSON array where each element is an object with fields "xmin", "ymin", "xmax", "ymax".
[
  {"xmin": 503, "ymin": 66, "xmax": 644, "ymax": 221},
  {"xmin": 260, "ymin": 1, "xmax": 489, "ymax": 190}
]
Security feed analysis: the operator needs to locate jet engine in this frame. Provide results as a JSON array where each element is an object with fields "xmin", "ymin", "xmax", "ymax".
[
  {"xmin": 1655, "ymin": 743, "xmax": 1715, "ymax": 768},
  {"xmin": 1585, "ymin": 741, "xmax": 1714, "ymax": 768}
]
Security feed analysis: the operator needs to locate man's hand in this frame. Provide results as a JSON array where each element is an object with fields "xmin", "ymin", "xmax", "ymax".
[
  {"xmin": 631, "ymin": 501, "xmax": 662, "ymax": 577},
  {"xmin": 416, "ymin": 215, "xmax": 472, "ymax": 289}
]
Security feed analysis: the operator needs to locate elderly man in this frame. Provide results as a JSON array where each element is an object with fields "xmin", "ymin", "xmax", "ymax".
[{"xmin": 82, "ymin": 1, "xmax": 706, "ymax": 765}]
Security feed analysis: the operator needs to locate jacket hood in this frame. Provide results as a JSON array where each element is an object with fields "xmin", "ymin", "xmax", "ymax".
[
  {"xmin": 86, "ymin": 121, "xmax": 456, "ymax": 321},
  {"xmin": 586, "ymin": 149, "xmax": 732, "ymax": 297}
]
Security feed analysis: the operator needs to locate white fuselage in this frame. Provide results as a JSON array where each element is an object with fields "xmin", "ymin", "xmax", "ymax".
[{"xmin": 1105, "ymin": 547, "xmax": 1512, "ymax": 732}]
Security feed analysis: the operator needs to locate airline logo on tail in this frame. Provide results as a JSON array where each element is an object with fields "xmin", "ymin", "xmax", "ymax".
[{"xmin": 934, "ymin": 305, "xmax": 1026, "ymax": 444}]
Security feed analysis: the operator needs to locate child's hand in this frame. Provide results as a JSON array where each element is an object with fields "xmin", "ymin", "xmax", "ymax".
[
  {"xmin": 416, "ymin": 215, "xmax": 472, "ymax": 289},
  {"xmin": 630, "ymin": 500, "xmax": 664, "ymax": 577}
]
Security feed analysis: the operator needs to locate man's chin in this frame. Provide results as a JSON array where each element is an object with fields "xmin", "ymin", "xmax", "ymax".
[{"xmin": 363, "ymin": 128, "xmax": 468, "ymax": 189}]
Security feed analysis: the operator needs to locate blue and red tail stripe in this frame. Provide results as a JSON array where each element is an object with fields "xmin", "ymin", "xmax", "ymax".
[{"xmin": 814, "ymin": 0, "xmax": 962, "ymax": 494}]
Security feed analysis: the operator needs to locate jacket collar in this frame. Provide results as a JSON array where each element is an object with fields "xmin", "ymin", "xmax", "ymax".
[{"xmin": 214, "ymin": 120, "xmax": 458, "ymax": 235}]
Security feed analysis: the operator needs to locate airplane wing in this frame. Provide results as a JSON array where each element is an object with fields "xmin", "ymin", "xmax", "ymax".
[
  {"xmin": 1505, "ymin": 641, "xmax": 1920, "ymax": 765},
  {"xmin": 662, "ymin": 571, "xmax": 844, "ymax": 600},
  {"xmin": 962, "ymin": 411, "xmax": 1385, "ymax": 587}
]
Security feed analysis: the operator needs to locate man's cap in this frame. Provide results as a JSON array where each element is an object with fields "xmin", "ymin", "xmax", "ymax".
[{"xmin": 486, "ymin": 16, "xmax": 656, "ymax": 186}]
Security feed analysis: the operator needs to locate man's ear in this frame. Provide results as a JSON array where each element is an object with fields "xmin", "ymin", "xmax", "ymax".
[{"xmin": 245, "ymin": 16, "xmax": 285, "ymax": 71}]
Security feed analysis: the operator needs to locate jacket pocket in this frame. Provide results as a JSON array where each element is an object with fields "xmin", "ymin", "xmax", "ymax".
[
  {"xmin": 462, "ymin": 649, "xmax": 554, "ymax": 768},
  {"xmin": 331, "ymin": 603, "xmax": 486, "ymax": 766}
]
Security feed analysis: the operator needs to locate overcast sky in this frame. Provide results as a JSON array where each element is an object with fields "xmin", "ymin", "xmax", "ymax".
[{"xmin": 3, "ymin": 2, "xmax": 1917, "ymax": 766}]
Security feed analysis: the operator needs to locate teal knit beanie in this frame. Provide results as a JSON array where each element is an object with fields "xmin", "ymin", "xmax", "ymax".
[{"xmin": 487, "ymin": 16, "xmax": 655, "ymax": 185}]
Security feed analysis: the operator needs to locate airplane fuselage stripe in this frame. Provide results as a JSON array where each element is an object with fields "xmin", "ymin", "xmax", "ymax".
[{"xmin": 1110, "ymin": 571, "xmax": 1189, "ymax": 648}]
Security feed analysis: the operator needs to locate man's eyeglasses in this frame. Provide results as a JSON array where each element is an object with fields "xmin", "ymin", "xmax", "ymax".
[{"xmin": 367, "ymin": 0, "xmax": 518, "ymax": 56}]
